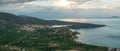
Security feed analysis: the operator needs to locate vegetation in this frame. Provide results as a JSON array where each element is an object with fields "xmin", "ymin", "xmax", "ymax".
[{"xmin": 0, "ymin": 28, "xmax": 107, "ymax": 51}]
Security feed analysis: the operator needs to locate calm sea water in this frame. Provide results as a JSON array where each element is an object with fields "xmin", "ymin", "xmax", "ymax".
[{"xmin": 60, "ymin": 18, "xmax": 120, "ymax": 48}]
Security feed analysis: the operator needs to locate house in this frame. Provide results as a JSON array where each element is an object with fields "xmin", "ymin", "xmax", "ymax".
[{"xmin": 108, "ymin": 48, "xmax": 120, "ymax": 51}]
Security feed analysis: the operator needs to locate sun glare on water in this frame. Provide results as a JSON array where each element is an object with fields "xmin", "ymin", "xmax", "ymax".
[{"xmin": 59, "ymin": 19, "xmax": 88, "ymax": 23}]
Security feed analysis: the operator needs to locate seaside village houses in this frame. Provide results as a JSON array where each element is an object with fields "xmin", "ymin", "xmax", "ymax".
[
  {"xmin": 16, "ymin": 24, "xmax": 120, "ymax": 51},
  {"xmin": 17, "ymin": 24, "xmax": 50, "ymax": 32},
  {"xmin": 108, "ymin": 48, "xmax": 120, "ymax": 51}
]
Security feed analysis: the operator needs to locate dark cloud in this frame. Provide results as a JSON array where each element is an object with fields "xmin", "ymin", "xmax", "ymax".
[{"xmin": 0, "ymin": 0, "xmax": 49, "ymax": 5}]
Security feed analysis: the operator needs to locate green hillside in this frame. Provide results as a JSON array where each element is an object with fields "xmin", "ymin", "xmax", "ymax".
[{"xmin": 0, "ymin": 12, "xmax": 105, "ymax": 29}]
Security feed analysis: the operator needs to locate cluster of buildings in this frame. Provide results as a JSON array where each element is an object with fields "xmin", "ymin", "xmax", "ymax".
[
  {"xmin": 17, "ymin": 24, "xmax": 49, "ymax": 32},
  {"xmin": 108, "ymin": 48, "xmax": 120, "ymax": 51}
]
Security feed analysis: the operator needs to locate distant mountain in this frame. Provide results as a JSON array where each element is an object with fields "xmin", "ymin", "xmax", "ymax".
[
  {"xmin": 111, "ymin": 16, "xmax": 120, "ymax": 18},
  {"xmin": 0, "ymin": 12, "xmax": 105, "ymax": 29}
]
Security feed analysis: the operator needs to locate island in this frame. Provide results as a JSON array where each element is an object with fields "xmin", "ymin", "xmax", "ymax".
[{"xmin": 110, "ymin": 16, "xmax": 120, "ymax": 18}]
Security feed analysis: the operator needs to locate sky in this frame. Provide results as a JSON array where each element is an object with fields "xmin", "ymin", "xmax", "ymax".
[{"xmin": 0, "ymin": 0, "xmax": 120, "ymax": 19}]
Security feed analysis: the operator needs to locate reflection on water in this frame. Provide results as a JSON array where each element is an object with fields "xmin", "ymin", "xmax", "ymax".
[
  {"xmin": 59, "ymin": 19, "xmax": 88, "ymax": 22},
  {"xmin": 60, "ymin": 18, "xmax": 120, "ymax": 48}
]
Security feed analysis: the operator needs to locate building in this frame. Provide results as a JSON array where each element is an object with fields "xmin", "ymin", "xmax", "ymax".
[{"xmin": 108, "ymin": 48, "xmax": 120, "ymax": 51}]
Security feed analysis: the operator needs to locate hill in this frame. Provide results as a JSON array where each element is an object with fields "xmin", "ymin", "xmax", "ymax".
[{"xmin": 0, "ymin": 12, "xmax": 105, "ymax": 29}]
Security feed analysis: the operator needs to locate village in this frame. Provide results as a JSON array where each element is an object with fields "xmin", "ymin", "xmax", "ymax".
[{"xmin": 0, "ymin": 24, "xmax": 109, "ymax": 51}]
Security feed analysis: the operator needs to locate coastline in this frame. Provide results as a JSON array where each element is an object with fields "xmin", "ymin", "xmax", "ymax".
[
  {"xmin": 71, "ymin": 29, "xmax": 108, "ymax": 51},
  {"xmin": 0, "ymin": 26, "xmax": 108, "ymax": 51}
]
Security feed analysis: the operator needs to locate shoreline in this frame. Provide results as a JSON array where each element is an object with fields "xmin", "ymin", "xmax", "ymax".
[{"xmin": 0, "ymin": 25, "xmax": 108, "ymax": 51}]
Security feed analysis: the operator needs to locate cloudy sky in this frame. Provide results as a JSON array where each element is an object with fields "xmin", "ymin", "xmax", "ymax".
[{"xmin": 0, "ymin": 0, "xmax": 120, "ymax": 19}]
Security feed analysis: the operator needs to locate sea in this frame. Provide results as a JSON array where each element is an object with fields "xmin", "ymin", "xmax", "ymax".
[{"xmin": 59, "ymin": 18, "xmax": 120, "ymax": 48}]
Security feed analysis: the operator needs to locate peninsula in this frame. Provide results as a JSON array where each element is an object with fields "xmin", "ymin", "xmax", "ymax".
[{"xmin": 0, "ymin": 12, "xmax": 107, "ymax": 51}]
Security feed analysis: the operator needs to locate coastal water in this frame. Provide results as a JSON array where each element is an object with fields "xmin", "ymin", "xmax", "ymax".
[{"xmin": 59, "ymin": 18, "xmax": 120, "ymax": 48}]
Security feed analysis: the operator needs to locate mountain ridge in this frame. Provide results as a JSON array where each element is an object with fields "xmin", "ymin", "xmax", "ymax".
[{"xmin": 0, "ymin": 12, "xmax": 106, "ymax": 29}]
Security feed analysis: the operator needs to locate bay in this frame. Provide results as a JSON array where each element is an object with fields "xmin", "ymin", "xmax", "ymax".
[{"xmin": 60, "ymin": 18, "xmax": 120, "ymax": 48}]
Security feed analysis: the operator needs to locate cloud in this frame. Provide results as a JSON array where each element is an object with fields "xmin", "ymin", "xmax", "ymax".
[
  {"xmin": 0, "ymin": 0, "xmax": 120, "ymax": 19},
  {"xmin": 1, "ymin": 4, "xmax": 120, "ymax": 19},
  {"xmin": 67, "ymin": 0, "xmax": 97, "ymax": 4},
  {"xmin": 76, "ymin": 3, "xmax": 116, "ymax": 9},
  {"xmin": 0, "ymin": 0, "xmax": 49, "ymax": 5}
]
